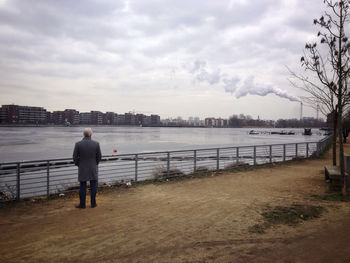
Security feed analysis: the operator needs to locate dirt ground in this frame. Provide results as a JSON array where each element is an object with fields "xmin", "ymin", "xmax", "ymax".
[{"xmin": 1, "ymin": 146, "xmax": 350, "ymax": 263}]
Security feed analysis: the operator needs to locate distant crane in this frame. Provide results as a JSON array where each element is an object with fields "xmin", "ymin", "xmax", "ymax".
[{"xmin": 300, "ymin": 101, "xmax": 322, "ymax": 120}]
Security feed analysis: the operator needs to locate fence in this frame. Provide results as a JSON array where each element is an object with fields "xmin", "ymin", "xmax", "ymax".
[{"xmin": 0, "ymin": 135, "xmax": 332, "ymax": 201}]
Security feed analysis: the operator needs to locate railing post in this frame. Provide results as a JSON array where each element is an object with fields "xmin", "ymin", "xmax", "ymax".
[
  {"xmin": 216, "ymin": 148, "xmax": 220, "ymax": 171},
  {"xmin": 253, "ymin": 146, "xmax": 257, "ymax": 165},
  {"xmin": 135, "ymin": 154, "xmax": 138, "ymax": 182},
  {"xmin": 283, "ymin": 144, "xmax": 286, "ymax": 162},
  {"xmin": 306, "ymin": 143, "xmax": 309, "ymax": 158},
  {"xmin": 46, "ymin": 161, "xmax": 50, "ymax": 199},
  {"xmin": 316, "ymin": 142, "xmax": 320, "ymax": 157},
  {"xmin": 16, "ymin": 163, "xmax": 20, "ymax": 200},
  {"xmin": 167, "ymin": 152, "xmax": 170, "ymax": 178},
  {"xmin": 296, "ymin": 143, "xmax": 298, "ymax": 158},
  {"xmin": 194, "ymin": 150, "xmax": 197, "ymax": 172},
  {"xmin": 269, "ymin": 145, "xmax": 272, "ymax": 163},
  {"xmin": 236, "ymin": 147, "xmax": 239, "ymax": 165}
]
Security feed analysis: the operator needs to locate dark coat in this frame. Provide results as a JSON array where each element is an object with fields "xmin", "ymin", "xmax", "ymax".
[{"xmin": 73, "ymin": 137, "xmax": 102, "ymax": 182}]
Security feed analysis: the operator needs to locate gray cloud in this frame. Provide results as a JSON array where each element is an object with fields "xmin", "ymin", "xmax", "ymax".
[
  {"xmin": 190, "ymin": 60, "xmax": 221, "ymax": 85},
  {"xmin": 223, "ymin": 77, "xmax": 240, "ymax": 94},
  {"xmin": 196, "ymin": 69, "xmax": 221, "ymax": 85},
  {"xmin": 191, "ymin": 60, "xmax": 207, "ymax": 73}
]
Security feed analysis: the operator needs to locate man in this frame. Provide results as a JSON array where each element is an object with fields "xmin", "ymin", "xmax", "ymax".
[{"xmin": 73, "ymin": 128, "xmax": 102, "ymax": 208}]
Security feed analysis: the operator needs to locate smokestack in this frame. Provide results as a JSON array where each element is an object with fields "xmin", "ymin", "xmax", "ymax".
[
  {"xmin": 300, "ymin": 102, "xmax": 303, "ymax": 120},
  {"xmin": 316, "ymin": 104, "xmax": 319, "ymax": 120}
]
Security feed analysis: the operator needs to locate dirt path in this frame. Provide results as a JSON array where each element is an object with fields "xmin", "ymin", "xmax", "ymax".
[{"xmin": 1, "ymin": 146, "xmax": 350, "ymax": 262}]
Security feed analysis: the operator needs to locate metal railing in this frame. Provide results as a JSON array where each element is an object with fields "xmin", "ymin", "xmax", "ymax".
[{"xmin": 0, "ymin": 136, "xmax": 332, "ymax": 201}]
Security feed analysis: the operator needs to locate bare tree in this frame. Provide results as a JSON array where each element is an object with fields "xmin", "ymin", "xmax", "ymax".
[
  {"xmin": 291, "ymin": 0, "xmax": 350, "ymax": 194},
  {"xmin": 288, "ymin": 66, "xmax": 338, "ymax": 166}
]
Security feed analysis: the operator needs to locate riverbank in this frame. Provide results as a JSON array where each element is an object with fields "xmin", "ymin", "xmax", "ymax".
[{"xmin": 1, "ymin": 145, "xmax": 350, "ymax": 262}]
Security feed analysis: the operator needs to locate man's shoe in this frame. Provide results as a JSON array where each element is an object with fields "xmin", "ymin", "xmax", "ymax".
[
  {"xmin": 91, "ymin": 204, "xmax": 97, "ymax": 208},
  {"xmin": 75, "ymin": 204, "xmax": 86, "ymax": 209}
]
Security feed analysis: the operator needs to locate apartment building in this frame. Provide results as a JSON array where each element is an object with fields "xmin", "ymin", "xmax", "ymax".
[{"xmin": 0, "ymin": 104, "xmax": 47, "ymax": 124}]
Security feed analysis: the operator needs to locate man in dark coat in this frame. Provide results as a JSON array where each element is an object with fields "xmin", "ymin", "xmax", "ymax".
[{"xmin": 73, "ymin": 128, "xmax": 102, "ymax": 208}]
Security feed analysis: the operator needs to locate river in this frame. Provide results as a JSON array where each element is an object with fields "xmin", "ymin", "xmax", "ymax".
[{"xmin": 0, "ymin": 126, "xmax": 325, "ymax": 162}]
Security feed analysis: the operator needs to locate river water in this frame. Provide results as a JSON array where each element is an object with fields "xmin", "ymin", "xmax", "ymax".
[{"xmin": 0, "ymin": 126, "xmax": 325, "ymax": 162}]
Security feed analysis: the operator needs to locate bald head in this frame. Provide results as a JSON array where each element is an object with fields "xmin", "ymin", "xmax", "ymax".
[{"xmin": 83, "ymin": 128, "xmax": 92, "ymax": 137}]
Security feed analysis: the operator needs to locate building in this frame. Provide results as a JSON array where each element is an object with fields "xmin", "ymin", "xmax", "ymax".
[
  {"xmin": 46, "ymin": 112, "xmax": 53, "ymax": 124},
  {"xmin": 63, "ymin": 109, "xmax": 80, "ymax": 125},
  {"xmin": 116, "ymin": 114, "xmax": 125, "ymax": 125},
  {"xmin": 124, "ymin": 113, "xmax": 136, "ymax": 125},
  {"xmin": 194, "ymin": 117, "xmax": 202, "ymax": 126},
  {"xmin": 136, "ymin": 114, "xmax": 145, "ymax": 126},
  {"xmin": 52, "ymin": 111, "xmax": 65, "ymax": 125},
  {"xmin": 188, "ymin": 117, "xmax": 202, "ymax": 126},
  {"xmin": 105, "ymin": 112, "xmax": 118, "ymax": 125},
  {"xmin": 216, "ymin": 118, "xmax": 225, "ymax": 127},
  {"xmin": 91, "ymin": 111, "xmax": 103, "ymax": 125},
  {"xmin": 142, "ymin": 115, "xmax": 152, "ymax": 126},
  {"xmin": 205, "ymin": 118, "xmax": 216, "ymax": 127},
  {"xmin": 151, "ymin": 114, "xmax": 161, "ymax": 126},
  {"xmin": 0, "ymin": 104, "xmax": 47, "ymax": 124},
  {"xmin": 52, "ymin": 110, "xmax": 79, "ymax": 125},
  {"xmin": 161, "ymin": 118, "xmax": 176, "ymax": 126},
  {"xmin": 0, "ymin": 106, "xmax": 8, "ymax": 123},
  {"xmin": 205, "ymin": 117, "xmax": 228, "ymax": 127},
  {"xmin": 80, "ymin": 112, "xmax": 91, "ymax": 124}
]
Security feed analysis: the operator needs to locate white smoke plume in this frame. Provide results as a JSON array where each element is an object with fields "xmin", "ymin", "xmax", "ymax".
[
  {"xmin": 188, "ymin": 60, "xmax": 300, "ymax": 102},
  {"xmin": 234, "ymin": 76, "xmax": 300, "ymax": 102}
]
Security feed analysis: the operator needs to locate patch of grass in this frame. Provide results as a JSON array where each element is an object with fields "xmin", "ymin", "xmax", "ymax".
[
  {"xmin": 248, "ymin": 223, "xmax": 270, "ymax": 234},
  {"xmin": 262, "ymin": 204, "xmax": 324, "ymax": 225},
  {"xmin": 224, "ymin": 162, "xmax": 249, "ymax": 170},
  {"xmin": 249, "ymin": 204, "xmax": 324, "ymax": 234},
  {"xmin": 153, "ymin": 167, "xmax": 185, "ymax": 179},
  {"xmin": 313, "ymin": 191, "xmax": 350, "ymax": 202}
]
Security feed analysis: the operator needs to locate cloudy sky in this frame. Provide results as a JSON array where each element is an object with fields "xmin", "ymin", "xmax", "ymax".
[{"xmin": 0, "ymin": 0, "xmax": 325, "ymax": 120}]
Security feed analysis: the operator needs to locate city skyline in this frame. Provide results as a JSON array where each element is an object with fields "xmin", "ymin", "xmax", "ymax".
[
  {"xmin": 0, "ymin": 103, "xmax": 323, "ymax": 125},
  {"xmin": 0, "ymin": 0, "xmax": 325, "ymax": 119}
]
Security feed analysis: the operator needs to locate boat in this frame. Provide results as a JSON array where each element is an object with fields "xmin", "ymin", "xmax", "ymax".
[
  {"xmin": 271, "ymin": 130, "xmax": 295, "ymax": 135},
  {"xmin": 279, "ymin": 130, "xmax": 288, "ymax": 135},
  {"xmin": 249, "ymin": 130, "xmax": 259, "ymax": 135},
  {"xmin": 303, "ymin": 128, "xmax": 312, "ymax": 135}
]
